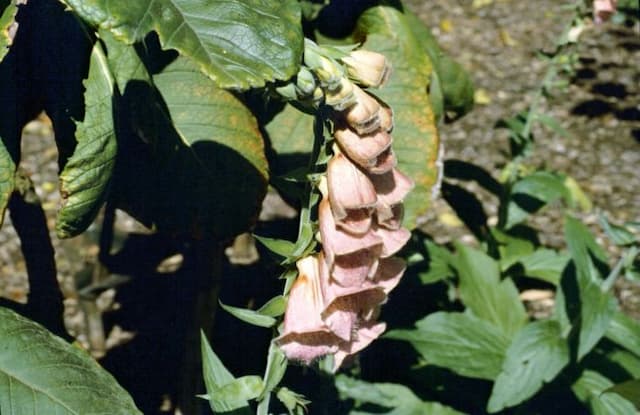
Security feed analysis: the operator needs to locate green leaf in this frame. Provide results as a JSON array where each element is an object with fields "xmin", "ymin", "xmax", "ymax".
[
  {"xmin": 572, "ymin": 370, "xmax": 637, "ymax": 415},
  {"xmin": 562, "ymin": 217, "xmax": 616, "ymax": 359},
  {"xmin": 56, "ymin": 42, "xmax": 117, "ymax": 238},
  {"xmin": 103, "ymin": 36, "xmax": 268, "ymax": 240},
  {"xmin": 565, "ymin": 215, "xmax": 609, "ymax": 283},
  {"xmin": 355, "ymin": 6, "xmax": 441, "ymax": 229},
  {"xmin": 260, "ymin": 341, "xmax": 288, "ymax": 400},
  {"xmin": 416, "ymin": 239, "xmax": 454, "ymax": 284},
  {"xmin": 454, "ymin": 244, "xmax": 528, "ymax": 337},
  {"xmin": 335, "ymin": 375, "xmax": 464, "ymax": 415},
  {"xmin": 505, "ymin": 171, "xmax": 569, "ymax": 228},
  {"xmin": 534, "ymin": 113, "xmax": 569, "ymax": 137},
  {"xmin": 605, "ymin": 379, "xmax": 640, "ymax": 409},
  {"xmin": 200, "ymin": 331, "xmax": 254, "ymax": 414},
  {"xmin": 386, "ymin": 311, "xmax": 510, "ymax": 380},
  {"xmin": 0, "ymin": 0, "xmax": 17, "ymax": 62},
  {"xmin": 253, "ymin": 235, "xmax": 296, "ymax": 258},
  {"xmin": 0, "ymin": 306, "xmax": 141, "ymax": 414},
  {"xmin": 219, "ymin": 301, "xmax": 276, "ymax": 328},
  {"xmin": 487, "ymin": 320, "xmax": 570, "ymax": 413},
  {"xmin": 491, "ymin": 227, "xmax": 535, "ymax": 271},
  {"xmin": 0, "ymin": 138, "xmax": 15, "ymax": 226},
  {"xmin": 256, "ymin": 295, "xmax": 287, "ymax": 318},
  {"xmin": 517, "ymin": 249, "xmax": 569, "ymax": 285},
  {"xmin": 599, "ymin": 214, "xmax": 638, "ymax": 246},
  {"xmin": 64, "ymin": 0, "xmax": 303, "ymax": 89},
  {"xmin": 606, "ymin": 311, "xmax": 640, "ymax": 358}
]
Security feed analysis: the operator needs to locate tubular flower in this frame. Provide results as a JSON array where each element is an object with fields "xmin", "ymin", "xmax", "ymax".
[
  {"xmin": 278, "ymin": 46, "xmax": 414, "ymax": 370},
  {"xmin": 340, "ymin": 50, "xmax": 392, "ymax": 88}
]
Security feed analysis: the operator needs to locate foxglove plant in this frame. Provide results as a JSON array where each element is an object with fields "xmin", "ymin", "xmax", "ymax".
[{"xmin": 275, "ymin": 41, "xmax": 413, "ymax": 370}]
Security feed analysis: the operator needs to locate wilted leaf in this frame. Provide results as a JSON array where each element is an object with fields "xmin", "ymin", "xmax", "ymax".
[
  {"xmin": 572, "ymin": 370, "xmax": 636, "ymax": 415},
  {"xmin": 64, "ymin": 0, "xmax": 303, "ymax": 89},
  {"xmin": 335, "ymin": 375, "xmax": 463, "ymax": 415},
  {"xmin": 386, "ymin": 311, "xmax": 510, "ymax": 380},
  {"xmin": 56, "ymin": 42, "xmax": 117, "ymax": 238},
  {"xmin": 0, "ymin": 306, "xmax": 141, "ymax": 414},
  {"xmin": 354, "ymin": 5, "xmax": 441, "ymax": 229},
  {"xmin": 0, "ymin": 0, "xmax": 17, "ymax": 62},
  {"xmin": 454, "ymin": 244, "xmax": 528, "ymax": 337},
  {"xmin": 487, "ymin": 320, "xmax": 570, "ymax": 413},
  {"xmin": 0, "ymin": 139, "xmax": 14, "ymax": 226}
]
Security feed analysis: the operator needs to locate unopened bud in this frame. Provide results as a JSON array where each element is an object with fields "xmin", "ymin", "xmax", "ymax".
[
  {"xmin": 341, "ymin": 50, "xmax": 392, "ymax": 88},
  {"xmin": 295, "ymin": 66, "xmax": 317, "ymax": 97},
  {"xmin": 325, "ymin": 78, "xmax": 357, "ymax": 111},
  {"xmin": 343, "ymin": 85, "xmax": 382, "ymax": 135},
  {"xmin": 275, "ymin": 83, "xmax": 298, "ymax": 101},
  {"xmin": 304, "ymin": 40, "xmax": 343, "ymax": 89}
]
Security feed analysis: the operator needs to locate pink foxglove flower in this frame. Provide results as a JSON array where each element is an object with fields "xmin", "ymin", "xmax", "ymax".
[
  {"xmin": 276, "ymin": 256, "xmax": 340, "ymax": 364},
  {"xmin": 593, "ymin": 0, "xmax": 617, "ymax": 23},
  {"xmin": 278, "ymin": 46, "xmax": 415, "ymax": 370}
]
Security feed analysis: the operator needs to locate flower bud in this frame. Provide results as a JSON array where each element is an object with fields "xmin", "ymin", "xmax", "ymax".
[
  {"xmin": 341, "ymin": 50, "xmax": 392, "ymax": 88},
  {"xmin": 304, "ymin": 41, "xmax": 343, "ymax": 89},
  {"xmin": 343, "ymin": 85, "xmax": 382, "ymax": 135},
  {"xmin": 275, "ymin": 82, "xmax": 298, "ymax": 101},
  {"xmin": 295, "ymin": 66, "xmax": 317, "ymax": 97},
  {"xmin": 324, "ymin": 77, "xmax": 357, "ymax": 111}
]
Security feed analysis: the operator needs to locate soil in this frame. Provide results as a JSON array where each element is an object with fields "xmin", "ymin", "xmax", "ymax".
[{"xmin": 0, "ymin": 0, "xmax": 638, "ymax": 413}]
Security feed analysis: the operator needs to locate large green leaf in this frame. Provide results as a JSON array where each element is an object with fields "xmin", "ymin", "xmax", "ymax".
[
  {"xmin": 572, "ymin": 370, "xmax": 636, "ymax": 415},
  {"xmin": 0, "ymin": 0, "xmax": 16, "ymax": 62},
  {"xmin": 385, "ymin": 311, "xmax": 509, "ymax": 380},
  {"xmin": 0, "ymin": 139, "xmax": 14, "ymax": 226},
  {"xmin": 606, "ymin": 379, "xmax": 640, "ymax": 409},
  {"xmin": 606, "ymin": 311, "xmax": 640, "ymax": 358},
  {"xmin": 454, "ymin": 244, "xmax": 528, "ymax": 337},
  {"xmin": 404, "ymin": 11, "xmax": 474, "ymax": 122},
  {"xmin": 335, "ymin": 375, "xmax": 463, "ymax": 415},
  {"xmin": 517, "ymin": 248, "xmax": 569, "ymax": 285},
  {"xmin": 56, "ymin": 42, "xmax": 117, "ymax": 238},
  {"xmin": 354, "ymin": 5, "xmax": 441, "ymax": 229},
  {"xmin": 64, "ymin": 0, "xmax": 303, "ymax": 90},
  {"xmin": 562, "ymin": 217, "xmax": 616, "ymax": 359},
  {"xmin": 0, "ymin": 306, "xmax": 141, "ymax": 414},
  {"xmin": 487, "ymin": 320, "xmax": 570, "ymax": 413},
  {"xmin": 103, "ymin": 34, "xmax": 268, "ymax": 240}
]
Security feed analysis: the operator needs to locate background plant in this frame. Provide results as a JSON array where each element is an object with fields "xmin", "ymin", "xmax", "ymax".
[{"xmin": 0, "ymin": 0, "xmax": 638, "ymax": 414}]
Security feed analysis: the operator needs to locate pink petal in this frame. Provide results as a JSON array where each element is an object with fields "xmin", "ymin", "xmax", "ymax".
[
  {"xmin": 370, "ymin": 168, "xmax": 414, "ymax": 206},
  {"xmin": 376, "ymin": 203, "xmax": 404, "ymax": 230},
  {"xmin": 327, "ymin": 152, "xmax": 377, "ymax": 234},
  {"xmin": 334, "ymin": 124, "xmax": 392, "ymax": 171},
  {"xmin": 277, "ymin": 333, "xmax": 340, "ymax": 365},
  {"xmin": 374, "ymin": 224, "xmax": 411, "ymax": 258},
  {"xmin": 367, "ymin": 147, "xmax": 397, "ymax": 175},
  {"xmin": 320, "ymin": 198, "xmax": 382, "ymax": 259},
  {"xmin": 371, "ymin": 257, "xmax": 406, "ymax": 294},
  {"xmin": 280, "ymin": 256, "xmax": 326, "ymax": 334},
  {"xmin": 333, "ymin": 322, "xmax": 387, "ymax": 371},
  {"xmin": 322, "ymin": 289, "xmax": 386, "ymax": 341}
]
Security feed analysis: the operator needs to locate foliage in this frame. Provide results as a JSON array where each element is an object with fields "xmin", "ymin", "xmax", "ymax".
[{"xmin": 0, "ymin": 0, "xmax": 637, "ymax": 414}]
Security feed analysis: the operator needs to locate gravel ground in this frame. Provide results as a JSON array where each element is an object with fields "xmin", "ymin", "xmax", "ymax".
[{"xmin": 0, "ymin": 0, "xmax": 638, "ymax": 350}]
